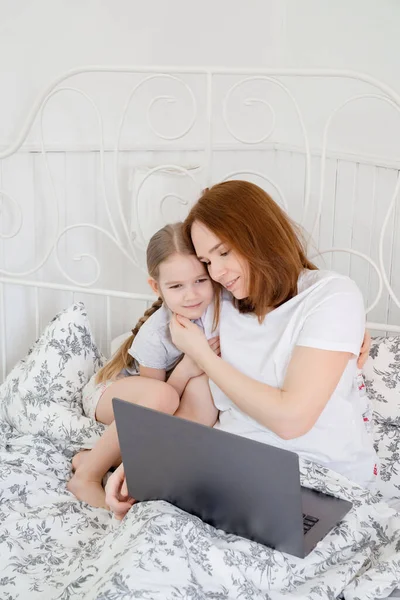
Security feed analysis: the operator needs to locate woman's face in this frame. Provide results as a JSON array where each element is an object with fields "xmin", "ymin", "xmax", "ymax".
[{"xmin": 191, "ymin": 221, "xmax": 249, "ymax": 299}]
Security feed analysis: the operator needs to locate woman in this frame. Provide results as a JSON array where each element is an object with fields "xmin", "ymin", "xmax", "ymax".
[{"xmin": 106, "ymin": 180, "xmax": 375, "ymax": 519}]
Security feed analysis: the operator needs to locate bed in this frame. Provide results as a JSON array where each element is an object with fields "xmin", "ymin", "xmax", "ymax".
[{"xmin": 0, "ymin": 66, "xmax": 400, "ymax": 599}]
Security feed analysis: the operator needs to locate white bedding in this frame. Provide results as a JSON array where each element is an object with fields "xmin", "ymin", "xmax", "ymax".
[
  {"xmin": 1, "ymin": 407, "xmax": 400, "ymax": 600},
  {"xmin": 0, "ymin": 304, "xmax": 399, "ymax": 600}
]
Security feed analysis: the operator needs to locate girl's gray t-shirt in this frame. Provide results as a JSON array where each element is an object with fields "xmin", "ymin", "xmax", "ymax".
[{"xmin": 122, "ymin": 303, "xmax": 216, "ymax": 375}]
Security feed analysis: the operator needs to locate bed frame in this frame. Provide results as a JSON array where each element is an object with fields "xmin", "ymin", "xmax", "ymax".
[{"xmin": 1, "ymin": 66, "xmax": 400, "ymax": 381}]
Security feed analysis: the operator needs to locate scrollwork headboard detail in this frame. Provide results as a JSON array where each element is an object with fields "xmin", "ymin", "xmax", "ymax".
[{"xmin": 0, "ymin": 66, "xmax": 399, "ymax": 380}]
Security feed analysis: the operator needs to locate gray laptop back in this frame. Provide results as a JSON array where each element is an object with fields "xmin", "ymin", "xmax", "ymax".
[{"xmin": 113, "ymin": 398, "xmax": 306, "ymax": 556}]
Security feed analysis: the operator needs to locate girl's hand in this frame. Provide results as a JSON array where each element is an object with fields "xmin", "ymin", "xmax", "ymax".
[
  {"xmin": 169, "ymin": 314, "xmax": 212, "ymax": 364},
  {"xmin": 358, "ymin": 330, "xmax": 371, "ymax": 369},
  {"xmin": 181, "ymin": 336, "xmax": 220, "ymax": 379},
  {"xmin": 105, "ymin": 463, "xmax": 135, "ymax": 520}
]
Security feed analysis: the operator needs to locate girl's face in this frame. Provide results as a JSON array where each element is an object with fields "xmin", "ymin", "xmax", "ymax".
[
  {"xmin": 191, "ymin": 221, "xmax": 249, "ymax": 300},
  {"xmin": 149, "ymin": 253, "xmax": 214, "ymax": 319}
]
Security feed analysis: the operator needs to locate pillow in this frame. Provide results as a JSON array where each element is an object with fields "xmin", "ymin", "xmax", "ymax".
[
  {"xmin": 111, "ymin": 331, "xmax": 131, "ymax": 356},
  {"xmin": 363, "ymin": 336, "xmax": 400, "ymax": 499},
  {"xmin": 363, "ymin": 336, "xmax": 400, "ymax": 424},
  {"xmin": 0, "ymin": 302, "xmax": 106, "ymax": 450},
  {"xmin": 373, "ymin": 419, "xmax": 400, "ymax": 499}
]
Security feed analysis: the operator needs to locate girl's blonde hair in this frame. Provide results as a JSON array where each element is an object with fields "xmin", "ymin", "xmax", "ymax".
[{"xmin": 96, "ymin": 223, "xmax": 200, "ymax": 383}]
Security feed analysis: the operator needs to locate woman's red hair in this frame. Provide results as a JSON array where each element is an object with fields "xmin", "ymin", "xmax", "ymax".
[{"xmin": 183, "ymin": 180, "xmax": 317, "ymax": 321}]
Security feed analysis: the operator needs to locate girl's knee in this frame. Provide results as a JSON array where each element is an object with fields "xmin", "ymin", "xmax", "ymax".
[
  {"xmin": 156, "ymin": 384, "xmax": 180, "ymax": 414},
  {"xmin": 176, "ymin": 374, "xmax": 216, "ymax": 426},
  {"xmin": 185, "ymin": 373, "xmax": 208, "ymax": 393},
  {"xmin": 122, "ymin": 378, "xmax": 179, "ymax": 414},
  {"xmin": 98, "ymin": 377, "xmax": 179, "ymax": 422}
]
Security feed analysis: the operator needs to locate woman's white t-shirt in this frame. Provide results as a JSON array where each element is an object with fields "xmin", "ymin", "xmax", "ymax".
[{"xmin": 211, "ymin": 269, "xmax": 378, "ymax": 489}]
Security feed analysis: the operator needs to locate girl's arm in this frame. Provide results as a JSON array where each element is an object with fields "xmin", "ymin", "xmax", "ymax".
[
  {"xmin": 166, "ymin": 357, "xmax": 199, "ymax": 397},
  {"xmin": 105, "ymin": 463, "xmax": 135, "ymax": 520},
  {"xmin": 170, "ymin": 315, "xmax": 354, "ymax": 440},
  {"xmin": 140, "ymin": 335, "xmax": 219, "ymax": 398},
  {"xmin": 166, "ymin": 336, "xmax": 220, "ymax": 398},
  {"xmin": 138, "ymin": 363, "xmax": 194, "ymax": 396},
  {"xmin": 139, "ymin": 366, "xmax": 166, "ymax": 381}
]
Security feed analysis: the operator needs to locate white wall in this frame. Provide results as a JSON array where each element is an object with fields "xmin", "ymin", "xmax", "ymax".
[{"xmin": 1, "ymin": 0, "xmax": 400, "ymax": 149}]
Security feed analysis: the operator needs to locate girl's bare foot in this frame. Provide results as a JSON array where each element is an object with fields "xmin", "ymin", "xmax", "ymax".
[{"xmin": 67, "ymin": 471, "xmax": 108, "ymax": 509}]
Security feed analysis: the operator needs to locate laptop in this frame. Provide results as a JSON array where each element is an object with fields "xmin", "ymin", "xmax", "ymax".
[{"xmin": 113, "ymin": 398, "xmax": 352, "ymax": 558}]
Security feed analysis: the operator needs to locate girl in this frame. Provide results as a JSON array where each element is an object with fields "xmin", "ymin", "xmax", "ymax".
[
  {"xmin": 68, "ymin": 223, "xmax": 219, "ymax": 508},
  {"xmin": 106, "ymin": 181, "xmax": 376, "ymax": 519}
]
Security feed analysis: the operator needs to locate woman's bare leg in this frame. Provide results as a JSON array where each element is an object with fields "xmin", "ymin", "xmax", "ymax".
[
  {"xmin": 68, "ymin": 377, "xmax": 179, "ymax": 508},
  {"xmin": 174, "ymin": 374, "xmax": 218, "ymax": 427}
]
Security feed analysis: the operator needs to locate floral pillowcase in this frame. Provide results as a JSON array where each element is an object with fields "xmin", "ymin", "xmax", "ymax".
[
  {"xmin": 0, "ymin": 302, "xmax": 105, "ymax": 451},
  {"xmin": 363, "ymin": 336, "xmax": 400, "ymax": 498},
  {"xmin": 364, "ymin": 336, "xmax": 400, "ymax": 425}
]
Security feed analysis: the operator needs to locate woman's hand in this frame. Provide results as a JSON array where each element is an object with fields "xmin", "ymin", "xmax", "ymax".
[
  {"xmin": 169, "ymin": 314, "xmax": 213, "ymax": 365},
  {"xmin": 180, "ymin": 336, "xmax": 220, "ymax": 379},
  {"xmin": 358, "ymin": 330, "xmax": 371, "ymax": 369},
  {"xmin": 208, "ymin": 336, "xmax": 221, "ymax": 357},
  {"xmin": 105, "ymin": 463, "xmax": 135, "ymax": 520}
]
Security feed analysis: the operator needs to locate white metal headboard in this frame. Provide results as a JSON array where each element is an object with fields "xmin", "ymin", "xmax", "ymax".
[{"xmin": 1, "ymin": 66, "xmax": 400, "ymax": 381}]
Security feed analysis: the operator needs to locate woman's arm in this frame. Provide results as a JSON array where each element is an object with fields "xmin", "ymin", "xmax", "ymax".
[
  {"xmin": 197, "ymin": 343, "xmax": 352, "ymax": 439},
  {"xmin": 170, "ymin": 315, "xmax": 353, "ymax": 440},
  {"xmin": 358, "ymin": 330, "xmax": 371, "ymax": 369}
]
